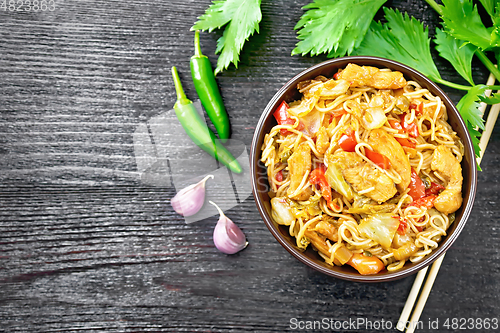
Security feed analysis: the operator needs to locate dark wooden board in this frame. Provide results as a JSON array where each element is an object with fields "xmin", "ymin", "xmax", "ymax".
[{"xmin": 0, "ymin": 0, "xmax": 499, "ymax": 332}]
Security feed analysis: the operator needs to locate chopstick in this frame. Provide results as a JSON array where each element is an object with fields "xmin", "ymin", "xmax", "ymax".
[{"xmin": 397, "ymin": 72, "xmax": 499, "ymax": 333}]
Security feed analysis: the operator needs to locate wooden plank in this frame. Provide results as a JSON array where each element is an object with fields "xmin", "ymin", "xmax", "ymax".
[{"xmin": 0, "ymin": 0, "xmax": 498, "ymax": 332}]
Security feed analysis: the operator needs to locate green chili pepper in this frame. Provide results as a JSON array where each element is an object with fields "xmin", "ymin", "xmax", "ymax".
[
  {"xmin": 171, "ymin": 66, "xmax": 242, "ymax": 174},
  {"xmin": 190, "ymin": 31, "xmax": 230, "ymax": 142}
]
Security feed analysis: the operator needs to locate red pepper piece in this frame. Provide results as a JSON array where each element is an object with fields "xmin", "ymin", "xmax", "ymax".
[
  {"xmin": 275, "ymin": 170, "xmax": 283, "ymax": 182},
  {"xmin": 388, "ymin": 118, "xmax": 403, "ymax": 131},
  {"xmin": 388, "ymin": 118, "xmax": 417, "ymax": 148},
  {"xmin": 332, "ymin": 109, "xmax": 347, "ymax": 118},
  {"xmin": 309, "ymin": 168, "xmax": 332, "ymax": 203},
  {"xmin": 397, "ymin": 217, "xmax": 408, "ymax": 235},
  {"xmin": 418, "ymin": 102, "xmax": 424, "ymax": 115},
  {"xmin": 273, "ymin": 101, "xmax": 296, "ymax": 135},
  {"xmin": 338, "ymin": 127, "xmax": 357, "ymax": 152},
  {"xmin": 425, "ymin": 182, "xmax": 445, "ymax": 196},
  {"xmin": 365, "ymin": 149, "xmax": 391, "ymax": 169},
  {"xmin": 397, "ymin": 137, "xmax": 417, "ymax": 148},
  {"xmin": 409, "ymin": 102, "xmax": 424, "ymax": 116},
  {"xmin": 408, "ymin": 168, "xmax": 425, "ymax": 201},
  {"xmin": 312, "ymin": 162, "xmax": 327, "ymax": 173},
  {"xmin": 410, "ymin": 195, "xmax": 437, "ymax": 209},
  {"xmin": 400, "ymin": 114, "xmax": 419, "ymax": 138}
]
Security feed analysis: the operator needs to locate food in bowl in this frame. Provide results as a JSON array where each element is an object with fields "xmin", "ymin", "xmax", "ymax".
[{"xmin": 260, "ymin": 63, "xmax": 464, "ymax": 275}]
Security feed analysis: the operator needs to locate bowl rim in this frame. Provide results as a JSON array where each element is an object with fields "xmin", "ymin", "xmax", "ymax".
[{"xmin": 250, "ymin": 56, "xmax": 477, "ymax": 282}]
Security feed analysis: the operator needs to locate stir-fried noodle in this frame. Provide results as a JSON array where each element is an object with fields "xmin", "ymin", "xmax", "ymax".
[{"xmin": 261, "ymin": 64, "xmax": 463, "ymax": 275}]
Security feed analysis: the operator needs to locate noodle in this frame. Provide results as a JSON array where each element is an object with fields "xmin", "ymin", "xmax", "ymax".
[{"xmin": 263, "ymin": 64, "xmax": 464, "ymax": 275}]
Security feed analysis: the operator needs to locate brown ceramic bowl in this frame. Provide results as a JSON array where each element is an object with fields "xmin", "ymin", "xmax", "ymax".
[{"xmin": 250, "ymin": 56, "xmax": 477, "ymax": 282}]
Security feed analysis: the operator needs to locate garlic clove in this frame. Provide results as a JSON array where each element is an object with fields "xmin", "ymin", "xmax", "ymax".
[
  {"xmin": 171, "ymin": 175, "xmax": 214, "ymax": 216},
  {"xmin": 209, "ymin": 201, "xmax": 248, "ymax": 254}
]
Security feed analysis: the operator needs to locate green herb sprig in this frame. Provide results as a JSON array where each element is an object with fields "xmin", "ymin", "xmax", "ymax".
[
  {"xmin": 293, "ymin": 0, "xmax": 500, "ymax": 162},
  {"xmin": 192, "ymin": 0, "xmax": 262, "ymax": 75},
  {"xmin": 291, "ymin": 0, "xmax": 387, "ymax": 58}
]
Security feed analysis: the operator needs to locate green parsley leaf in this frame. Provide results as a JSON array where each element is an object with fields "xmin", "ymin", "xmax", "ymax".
[
  {"xmin": 192, "ymin": 0, "xmax": 262, "ymax": 75},
  {"xmin": 434, "ymin": 28, "xmax": 477, "ymax": 86},
  {"xmin": 353, "ymin": 8, "xmax": 442, "ymax": 83},
  {"xmin": 456, "ymin": 85, "xmax": 488, "ymax": 158},
  {"xmin": 479, "ymin": 91, "xmax": 500, "ymax": 104},
  {"xmin": 292, "ymin": 0, "xmax": 387, "ymax": 58},
  {"xmin": 440, "ymin": 0, "xmax": 499, "ymax": 50}
]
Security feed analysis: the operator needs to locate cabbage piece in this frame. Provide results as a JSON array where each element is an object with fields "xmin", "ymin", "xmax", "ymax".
[
  {"xmin": 288, "ymin": 95, "xmax": 319, "ymax": 117},
  {"xmin": 333, "ymin": 244, "xmax": 353, "ymax": 265},
  {"xmin": 271, "ymin": 197, "xmax": 295, "ymax": 226},
  {"xmin": 357, "ymin": 213, "xmax": 399, "ymax": 249},
  {"xmin": 325, "ymin": 163, "xmax": 354, "ymax": 201},
  {"xmin": 362, "ymin": 106, "xmax": 387, "ymax": 129},
  {"xmin": 392, "ymin": 242, "xmax": 418, "ymax": 261}
]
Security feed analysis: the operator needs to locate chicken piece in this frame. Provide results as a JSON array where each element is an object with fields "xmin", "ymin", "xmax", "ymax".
[
  {"xmin": 343, "ymin": 163, "xmax": 397, "ymax": 203},
  {"xmin": 287, "ymin": 142, "xmax": 313, "ymax": 201},
  {"xmin": 431, "ymin": 145, "xmax": 463, "ymax": 214},
  {"xmin": 337, "ymin": 63, "xmax": 406, "ymax": 90},
  {"xmin": 368, "ymin": 129, "xmax": 411, "ymax": 192},
  {"xmin": 371, "ymin": 70, "xmax": 407, "ymax": 90},
  {"xmin": 319, "ymin": 79, "xmax": 350, "ymax": 98},
  {"xmin": 315, "ymin": 126, "xmax": 330, "ymax": 154},
  {"xmin": 338, "ymin": 64, "xmax": 378, "ymax": 87},
  {"xmin": 326, "ymin": 150, "xmax": 364, "ymax": 170},
  {"xmin": 314, "ymin": 220, "xmax": 339, "ymax": 242},
  {"xmin": 304, "ymin": 230, "xmax": 331, "ymax": 257}
]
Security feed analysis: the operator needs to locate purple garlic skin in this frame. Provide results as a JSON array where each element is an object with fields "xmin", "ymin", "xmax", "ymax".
[
  {"xmin": 171, "ymin": 175, "xmax": 213, "ymax": 216},
  {"xmin": 209, "ymin": 201, "xmax": 248, "ymax": 254}
]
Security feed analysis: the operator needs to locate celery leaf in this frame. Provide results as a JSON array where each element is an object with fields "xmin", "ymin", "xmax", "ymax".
[
  {"xmin": 440, "ymin": 0, "xmax": 499, "ymax": 50},
  {"xmin": 434, "ymin": 28, "xmax": 476, "ymax": 86},
  {"xmin": 292, "ymin": 0, "xmax": 387, "ymax": 58},
  {"xmin": 353, "ymin": 8, "xmax": 441, "ymax": 83},
  {"xmin": 479, "ymin": 92, "xmax": 500, "ymax": 104},
  {"xmin": 456, "ymin": 85, "xmax": 488, "ymax": 158},
  {"xmin": 192, "ymin": 0, "xmax": 262, "ymax": 75}
]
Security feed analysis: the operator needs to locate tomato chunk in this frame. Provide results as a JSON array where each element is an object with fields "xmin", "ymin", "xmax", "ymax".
[
  {"xmin": 338, "ymin": 127, "xmax": 357, "ymax": 152},
  {"xmin": 408, "ymin": 168, "xmax": 425, "ymax": 201}
]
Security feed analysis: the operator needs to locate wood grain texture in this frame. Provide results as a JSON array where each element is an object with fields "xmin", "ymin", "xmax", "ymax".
[{"xmin": 0, "ymin": 0, "xmax": 499, "ymax": 332}]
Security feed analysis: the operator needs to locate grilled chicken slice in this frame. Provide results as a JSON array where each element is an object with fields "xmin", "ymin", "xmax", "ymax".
[
  {"xmin": 337, "ymin": 63, "xmax": 406, "ymax": 90},
  {"xmin": 368, "ymin": 129, "xmax": 411, "ymax": 192},
  {"xmin": 287, "ymin": 142, "xmax": 313, "ymax": 201},
  {"xmin": 343, "ymin": 163, "xmax": 397, "ymax": 203},
  {"xmin": 314, "ymin": 220, "xmax": 339, "ymax": 242},
  {"xmin": 315, "ymin": 126, "xmax": 330, "ymax": 155},
  {"xmin": 326, "ymin": 150, "xmax": 364, "ymax": 169},
  {"xmin": 431, "ymin": 145, "xmax": 463, "ymax": 214},
  {"xmin": 304, "ymin": 230, "xmax": 330, "ymax": 257}
]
